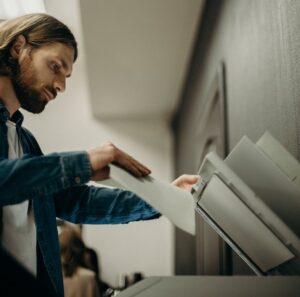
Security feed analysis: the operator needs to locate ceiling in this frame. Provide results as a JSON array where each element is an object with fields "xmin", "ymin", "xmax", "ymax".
[
  {"xmin": 79, "ymin": 0, "xmax": 204, "ymax": 120},
  {"xmin": 1, "ymin": 0, "xmax": 204, "ymax": 120}
]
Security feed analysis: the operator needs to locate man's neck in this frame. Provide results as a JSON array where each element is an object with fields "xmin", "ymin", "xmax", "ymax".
[{"xmin": 0, "ymin": 76, "xmax": 20, "ymax": 117}]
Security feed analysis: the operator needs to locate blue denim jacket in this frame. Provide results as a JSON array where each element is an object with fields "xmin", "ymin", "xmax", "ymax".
[{"xmin": 0, "ymin": 102, "xmax": 160, "ymax": 297}]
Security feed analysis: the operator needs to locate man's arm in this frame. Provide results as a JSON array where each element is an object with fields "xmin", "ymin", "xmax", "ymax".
[
  {"xmin": 0, "ymin": 152, "xmax": 91, "ymax": 206},
  {"xmin": 54, "ymin": 173, "xmax": 199, "ymax": 225},
  {"xmin": 54, "ymin": 185, "xmax": 160, "ymax": 224},
  {"xmin": 0, "ymin": 141, "xmax": 153, "ymax": 206}
]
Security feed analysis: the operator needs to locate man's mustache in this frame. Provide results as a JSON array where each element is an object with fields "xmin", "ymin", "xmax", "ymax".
[{"xmin": 45, "ymin": 86, "xmax": 57, "ymax": 99}]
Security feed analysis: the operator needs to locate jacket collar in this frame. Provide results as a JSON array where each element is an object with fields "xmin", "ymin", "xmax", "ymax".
[{"xmin": 0, "ymin": 100, "xmax": 24, "ymax": 127}]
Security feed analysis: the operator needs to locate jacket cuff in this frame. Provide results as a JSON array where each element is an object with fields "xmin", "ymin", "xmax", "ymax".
[{"xmin": 60, "ymin": 151, "xmax": 92, "ymax": 187}]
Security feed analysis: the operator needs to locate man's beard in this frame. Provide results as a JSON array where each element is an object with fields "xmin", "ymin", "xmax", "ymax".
[{"xmin": 10, "ymin": 56, "xmax": 49, "ymax": 114}]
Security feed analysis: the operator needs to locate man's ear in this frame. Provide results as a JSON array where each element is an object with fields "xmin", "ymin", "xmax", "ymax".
[{"xmin": 10, "ymin": 35, "xmax": 27, "ymax": 59}]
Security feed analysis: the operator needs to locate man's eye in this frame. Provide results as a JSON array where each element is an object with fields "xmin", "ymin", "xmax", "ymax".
[{"xmin": 52, "ymin": 63, "xmax": 60, "ymax": 72}]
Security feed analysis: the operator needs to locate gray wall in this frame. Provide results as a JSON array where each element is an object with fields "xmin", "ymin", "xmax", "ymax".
[{"xmin": 173, "ymin": 0, "xmax": 300, "ymax": 275}]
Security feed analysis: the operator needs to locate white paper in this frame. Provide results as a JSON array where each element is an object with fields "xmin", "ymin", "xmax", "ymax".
[{"xmin": 99, "ymin": 164, "xmax": 196, "ymax": 235}]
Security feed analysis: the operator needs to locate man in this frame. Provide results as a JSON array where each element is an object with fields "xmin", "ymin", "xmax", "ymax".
[{"xmin": 0, "ymin": 13, "xmax": 198, "ymax": 297}]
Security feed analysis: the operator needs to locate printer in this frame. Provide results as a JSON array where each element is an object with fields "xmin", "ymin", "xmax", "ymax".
[
  {"xmin": 193, "ymin": 131, "xmax": 300, "ymax": 275},
  {"xmin": 116, "ymin": 131, "xmax": 300, "ymax": 296}
]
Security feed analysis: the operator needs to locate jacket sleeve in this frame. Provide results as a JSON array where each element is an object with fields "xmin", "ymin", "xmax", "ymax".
[
  {"xmin": 54, "ymin": 185, "xmax": 161, "ymax": 224},
  {"xmin": 0, "ymin": 151, "xmax": 91, "ymax": 206}
]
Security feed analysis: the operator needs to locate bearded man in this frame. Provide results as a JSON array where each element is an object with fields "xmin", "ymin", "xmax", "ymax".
[{"xmin": 0, "ymin": 13, "xmax": 198, "ymax": 297}]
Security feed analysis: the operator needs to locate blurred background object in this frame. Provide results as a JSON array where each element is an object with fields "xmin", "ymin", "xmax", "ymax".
[{"xmin": 59, "ymin": 224, "xmax": 104, "ymax": 297}]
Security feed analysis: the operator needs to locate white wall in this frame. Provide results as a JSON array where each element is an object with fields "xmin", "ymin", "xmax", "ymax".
[{"xmin": 22, "ymin": 0, "xmax": 175, "ymax": 286}]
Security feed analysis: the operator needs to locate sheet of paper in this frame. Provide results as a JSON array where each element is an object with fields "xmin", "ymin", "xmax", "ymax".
[{"xmin": 99, "ymin": 164, "xmax": 196, "ymax": 235}]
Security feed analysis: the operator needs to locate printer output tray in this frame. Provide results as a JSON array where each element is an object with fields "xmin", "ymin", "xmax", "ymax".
[{"xmin": 195, "ymin": 152, "xmax": 296, "ymax": 274}]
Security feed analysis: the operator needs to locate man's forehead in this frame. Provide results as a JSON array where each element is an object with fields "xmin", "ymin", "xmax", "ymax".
[
  {"xmin": 40, "ymin": 42, "xmax": 73, "ymax": 57},
  {"xmin": 53, "ymin": 43, "xmax": 74, "ymax": 59}
]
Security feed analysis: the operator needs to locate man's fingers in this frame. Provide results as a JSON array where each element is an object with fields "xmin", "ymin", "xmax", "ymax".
[
  {"xmin": 117, "ymin": 160, "xmax": 148, "ymax": 177},
  {"xmin": 172, "ymin": 174, "xmax": 200, "ymax": 190},
  {"xmin": 122, "ymin": 153, "xmax": 151, "ymax": 174},
  {"xmin": 89, "ymin": 143, "xmax": 152, "ymax": 178},
  {"xmin": 131, "ymin": 160, "xmax": 151, "ymax": 176},
  {"xmin": 114, "ymin": 152, "xmax": 151, "ymax": 177},
  {"xmin": 183, "ymin": 175, "xmax": 199, "ymax": 184}
]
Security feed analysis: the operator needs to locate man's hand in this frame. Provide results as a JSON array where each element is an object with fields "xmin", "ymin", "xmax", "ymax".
[
  {"xmin": 172, "ymin": 174, "xmax": 200, "ymax": 191},
  {"xmin": 87, "ymin": 142, "xmax": 151, "ymax": 181}
]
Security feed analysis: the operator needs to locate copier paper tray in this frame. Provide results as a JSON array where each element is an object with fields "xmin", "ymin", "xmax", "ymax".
[{"xmin": 193, "ymin": 151, "xmax": 298, "ymax": 275}]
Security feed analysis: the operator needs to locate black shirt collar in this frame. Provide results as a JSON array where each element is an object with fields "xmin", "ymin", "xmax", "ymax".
[{"xmin": 0, "ymin": 100, "xmax": 24, "ymax": 127}]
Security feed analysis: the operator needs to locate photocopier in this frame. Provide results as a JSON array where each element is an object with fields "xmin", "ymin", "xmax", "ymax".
[{"xmin": 117, "ymin": 131, "xmax": 300, "ymax": 297}]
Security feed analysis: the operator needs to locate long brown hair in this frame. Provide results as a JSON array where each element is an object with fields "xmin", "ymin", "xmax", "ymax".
[
  {"xmin": 59, "ymin": 226, "xmax": 86, "ymax": 277},
  {"xmin": 0, "ymin": 13, "xmax": 78, "ymax": 76}
]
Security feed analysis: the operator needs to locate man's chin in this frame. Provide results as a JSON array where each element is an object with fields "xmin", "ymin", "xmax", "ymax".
[{"xmin": 21, "ymin": 102, "xmax": 47, "ymax": 114}]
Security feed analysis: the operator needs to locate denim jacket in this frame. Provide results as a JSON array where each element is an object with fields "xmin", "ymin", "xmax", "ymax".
[{"xmin": 0, "ymin": 102, "xmax": 160, "ymax": 297}]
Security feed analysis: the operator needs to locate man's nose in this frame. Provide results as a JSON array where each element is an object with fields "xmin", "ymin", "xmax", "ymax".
[{"xmin": 54, "ymin": 77, "xmax": 66, "ymax": 93}]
